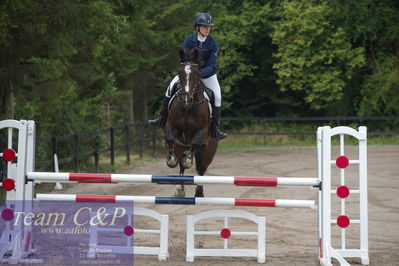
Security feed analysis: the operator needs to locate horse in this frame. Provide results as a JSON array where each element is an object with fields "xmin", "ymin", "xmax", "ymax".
[{"xmin": 164, "ymin": 48, "xmax": 218, "ymax": 198}]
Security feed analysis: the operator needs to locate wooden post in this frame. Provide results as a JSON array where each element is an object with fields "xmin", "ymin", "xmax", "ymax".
[
  {"xmin": 138, "ymin": 123, "xmax": 143, "ymax": 159},
  {"xmin": 124, "ymin": 125, "xmax": 131, "ymax": 164},
  {"xmin": 152, "ymin": 126, "xmax": 157, "ymax": 158},
  {"xmin": 94, "ymin": 152, "xmax": 99, "ymax": 173},
  {"xmin": 51, "ymin": 136, "xmax": 58, "ymax": 172},
  {"xmin": 73, "ymin": 135, "xmax": 79, "ymax": 172},
  {"xmin": 263, "ymin": 118, "xmax": 266, "ymax": 146},
  {"xmin": 110, "ymin": 127, "xmax": 115, "ymax": 166}
]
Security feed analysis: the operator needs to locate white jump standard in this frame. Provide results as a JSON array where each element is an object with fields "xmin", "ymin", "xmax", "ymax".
[{"xmin": 0, "ymin": 119, "xmax": 369, "ymax": 265}]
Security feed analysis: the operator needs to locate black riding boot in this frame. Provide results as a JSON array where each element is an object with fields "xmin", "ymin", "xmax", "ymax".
[
  {"xmin": 148, "ymin": 96, "xmax": 170, "ymax": 127},
  {"xmin": 211, "ymin": 107, "xmax": 228, "ymax": 140}
]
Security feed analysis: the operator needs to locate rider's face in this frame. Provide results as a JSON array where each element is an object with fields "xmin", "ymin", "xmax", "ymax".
[{"xmin": 198, "ymin": 25, "xmax": 211, "ymax": 37}]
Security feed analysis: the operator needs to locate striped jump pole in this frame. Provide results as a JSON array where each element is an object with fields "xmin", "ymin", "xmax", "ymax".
[
  {"xmin": 36, "ymin": 194, "xmax": 316, "ymax": 209},
  {"xmin": 27, "ymin": 172, "xmax": 319, "ymax": 187}
]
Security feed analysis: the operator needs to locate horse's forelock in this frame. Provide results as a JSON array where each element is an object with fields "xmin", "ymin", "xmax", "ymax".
[
  {"xmin": 190, "ymin": 48, "xmax": 200, "ymax": 63},
  {"xmin": 180, "ymin": 48, "xmax": 198, "ymax": 64}
]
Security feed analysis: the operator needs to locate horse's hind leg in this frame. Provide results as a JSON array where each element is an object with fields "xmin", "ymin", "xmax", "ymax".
[
  {"xmin": 175, "ymin": 163, "xmax": 186, "ymax": 197},
  {"xmin": 195, "ymin": 185, "xmax": 204, "ymax": 197},
  {"xmin": 193, "ymin": 139, "xmax": 217, "ymax": 198},
  {"xmin": 175, "ymin": 184, "xmax": 185, "ymax": 197},
  {"xmin": 194, "ymin": 148, "xmax": 205, "ymax": 197}
]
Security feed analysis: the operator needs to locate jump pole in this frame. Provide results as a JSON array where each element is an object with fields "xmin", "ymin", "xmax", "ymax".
[
  {"xmin": 36, "ymin": 194, "xmax": 316, "ymax": 208},
  {"xmin": 27, "ymin": 172, "xmax": 320, "ymax": 187}
]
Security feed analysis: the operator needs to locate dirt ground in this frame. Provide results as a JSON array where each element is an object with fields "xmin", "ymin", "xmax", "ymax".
[{"xmin": 56, "ymin": 145, "xmax": 399, "ymax": 266}]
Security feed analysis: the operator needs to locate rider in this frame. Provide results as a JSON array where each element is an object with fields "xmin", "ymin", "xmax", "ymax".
[{"xmin": 149, "ymin": 12, "xmax": 228, "ymax": 140}]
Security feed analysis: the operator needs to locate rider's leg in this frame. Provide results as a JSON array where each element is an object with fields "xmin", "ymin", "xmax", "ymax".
[
  {"xmin": 148, "ymin": 97, "xmax": 170, "ymax": 127},
  {"xmin": 148, "ymin": 75, "xmax": 179, "ymax": 127},
  {"xmin": 200, "ymin": 74, "xmax": 228, "ymax": 140}
]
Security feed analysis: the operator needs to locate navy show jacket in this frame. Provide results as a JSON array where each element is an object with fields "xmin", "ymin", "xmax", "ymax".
[{"xmin": 182, "ymin": 33, "xmax": 218, "ymax": 79}]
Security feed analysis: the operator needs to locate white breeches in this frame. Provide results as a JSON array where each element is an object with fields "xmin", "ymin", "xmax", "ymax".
[{"xmin": 165, "ymin": 74, "xmax": 221, "ymax": 107}]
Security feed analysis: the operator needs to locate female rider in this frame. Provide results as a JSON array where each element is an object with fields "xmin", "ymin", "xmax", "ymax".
[{"xmin": 149, "ymin": 12, "xmax": 227, "ymax": 140}]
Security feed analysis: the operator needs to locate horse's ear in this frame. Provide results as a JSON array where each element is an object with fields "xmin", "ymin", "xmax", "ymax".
[{"xmin": 179, "ymin": 48, "xmax": 186, "ymax": 62}]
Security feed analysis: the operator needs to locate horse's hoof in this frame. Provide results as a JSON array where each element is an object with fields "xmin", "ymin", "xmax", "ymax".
[
  {"xmin": 182, "ymin": 158, "xmax": 193, "ymax": 169},
  {"xmin": 182, "ymin": 152, "xmax": 193, "ymax": 169},
  {"xmin": 195, "ymin": 185, "xmax": 204, "ymax": 197},
  {"xmin": 175, "ymin": 185, "xmax": 185, "ymax": 197},
  {"xmin": 166, "ymin": 155, "xmax": 178, "ymax": 168}
]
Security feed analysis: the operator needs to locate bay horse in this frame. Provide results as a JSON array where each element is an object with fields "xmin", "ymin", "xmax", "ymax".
[{"xmin": 165, "ymin": 48, "xmax": 218, "ymax": 197}]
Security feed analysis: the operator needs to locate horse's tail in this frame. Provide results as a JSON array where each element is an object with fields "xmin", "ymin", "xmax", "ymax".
[{"xmin": 195, "ymin": 150, "xmax": 208, "ymax": 176}]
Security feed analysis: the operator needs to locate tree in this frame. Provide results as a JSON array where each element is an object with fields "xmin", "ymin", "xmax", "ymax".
[
  {"xmin": 272, "ymin": 0, "xmax": 365, "ymax": 112},
  {"xmin": 201, "ymin": 0, "xmax": 280, "ymax": 116},
  {"xmin": 358, "ymin": 55, "xmax": 399, "ymax": 116},
  {"xmin": 1, "ymin": 0, "xmax": 126, "ymax": 135},
  {"xmin": 110, "ymin": 0, "xmax": 203, "ymax": 122}
]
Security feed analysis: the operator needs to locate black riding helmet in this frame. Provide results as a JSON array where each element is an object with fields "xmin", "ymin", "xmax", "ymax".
[{"xmin": 194, "ymin": 13, "xmax": 214, "ymax": 29}]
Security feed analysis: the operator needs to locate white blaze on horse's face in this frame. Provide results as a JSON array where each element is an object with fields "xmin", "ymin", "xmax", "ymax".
[{"xmin": 184, "ymin": 64, "xmax": 191, "ymax": 93}]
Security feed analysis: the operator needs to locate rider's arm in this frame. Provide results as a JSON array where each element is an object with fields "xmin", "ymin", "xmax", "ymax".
[{"xmin": 199, "ymin": 40, "xmax": 218, "ymax": 78}]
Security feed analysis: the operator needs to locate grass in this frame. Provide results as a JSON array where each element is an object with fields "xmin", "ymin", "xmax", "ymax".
[
  {"xmin": 217, "ymin": 133, "xmax": 399, "ymax": 152},
  {"xmin": 218, "ymin": 134, "xmax": 315, "ymax": 151}
]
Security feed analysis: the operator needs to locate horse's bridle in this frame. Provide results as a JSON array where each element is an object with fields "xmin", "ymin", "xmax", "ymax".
[{"xmin": 176, "ymin": 62, "xmax": 208, "ymax": 108}]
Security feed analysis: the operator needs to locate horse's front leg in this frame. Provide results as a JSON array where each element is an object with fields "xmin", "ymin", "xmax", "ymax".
[
  {"xmin": 165, "ymin": 124, "xmax": 178, "ymax": 168},
  {"xmin": 181, "ymin": 129, "xmax": 206, "ymax": 169}
]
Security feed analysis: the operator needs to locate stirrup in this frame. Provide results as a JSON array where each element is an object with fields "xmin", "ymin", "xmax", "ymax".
[
  {"xmin": 215, "ymin": 129, "xmax": 228, "ymax": 140},
  {"xmin": 212, "ymin": 127, "xmax": 228, "ymax": 140},
  {"xmin": 148, "ymin": 117, "xmax": 163, "ymax": 127}
]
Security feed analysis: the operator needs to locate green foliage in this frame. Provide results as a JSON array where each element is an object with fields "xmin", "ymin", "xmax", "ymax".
[
  {"xmin": 358, "ymin": 55, "xmax": 399, "ymax": 116},
  {"xmin": 206, "ymin": 1, "xmax": 277, "ymax": 115},
  {"xmin": 327, "ymin": 0, "xmax": 399, "ymax": 116},
  {"xmin": 214, "ymin": 2, "xmax": 274, "ymax": 93},
  {"xmin": 272, "ymin": 0, "xmax": 365, "ymax": 111},
  {"xmin": 1, "ymin": 0, "xmax": 398, "ymax": 139},
  {"xmin": 4, "ymin": 0, "xmax": 126, "ymax": 136}
]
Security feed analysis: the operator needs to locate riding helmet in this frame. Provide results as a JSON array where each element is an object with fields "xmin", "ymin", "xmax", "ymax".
[{"xmin": 194, "ymin": 13, "xmax": 214, "ymax": 27}]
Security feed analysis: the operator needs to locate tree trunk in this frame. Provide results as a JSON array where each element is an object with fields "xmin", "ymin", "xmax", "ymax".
[
  {"xmin": 133, "ymin": 71, "xmax": 155, "ymax": 121},
  {"xmin": 128, "ymin": 90, "xmax": 134, "ymax": 123},
  {"xmin": 133, "ymin": 72, "xmax": 146, "ymax": 121},
  {"xmin": 143, "ymin": 93, "xmax": 148, "ymax": 121},
  {"xmin": 116, "ymin": 75, "xmax": 135, "ymax": 124},
  {"xmin": 1, "ymin": 82, "xmax": 15, "ymax": 119}
]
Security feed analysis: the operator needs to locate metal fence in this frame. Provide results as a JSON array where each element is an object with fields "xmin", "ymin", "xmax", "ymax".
[
  {"xmin": 34, "ymin": 122, "xmax": 162, "ymax": 171},
  {"xmin": 17, "ymin": 116, "xmax": 397, "ymax": 171}
]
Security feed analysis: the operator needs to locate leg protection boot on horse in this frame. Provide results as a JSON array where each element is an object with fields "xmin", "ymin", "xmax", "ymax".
[
  {"xmin": 211, "ymin": 107, "xmax": 228, "ymax": 140},
  {"xmin": 148, "ymin": 96, "xmax": 170, "ymax": 127}
]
